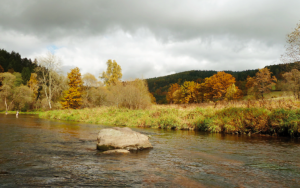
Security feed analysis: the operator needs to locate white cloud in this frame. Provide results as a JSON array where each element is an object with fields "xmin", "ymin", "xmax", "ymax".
[{"xmin": 0, "ymin": 0, "xmax": 299, "ymax": 79}]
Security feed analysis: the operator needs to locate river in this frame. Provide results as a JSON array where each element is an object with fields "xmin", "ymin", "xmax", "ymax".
[{"xmin": 0, "ymin": 114, "xmax": 300, "ymax": 187}]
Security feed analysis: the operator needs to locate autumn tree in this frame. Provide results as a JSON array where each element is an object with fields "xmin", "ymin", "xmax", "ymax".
[
  {"xmin": 100, "ymin": 60, "xmax": 122, "ymax": 86},
  {"xmin": 180, "ymin": 81, "xmax": 200, "ymax": 104},
  {"xmin": 172, "ymin": 89, "xmax": 182, "ymax": 104},
  {"xmin": 249, "ymin": 68, "xmax": 277, "ymax": 99},
  {"xmin": 88, "ymin": 87, "xmax": 108, "ymax": 107},
  {"xmin": 61, "ymin": 67, "xmax": 83, "ymax": 109},
  {"xmin": 204, "ymin": 71, "xmax": 236, "ymax": 101},
  {"xmin": 35, "ymin": 52, "xmax": 61, "ymax": 109},
  {"xmin": 82, "ymin": 73, "xmax": 104, "ymax": 107},
  {"xmin": 83, "ymin": 73, "xmax": 100, "ymax": 87},
  {"xmin": 149, "ymin": 93, "xmax": 156, "ymax": 104},
  {"xmin": 166, "ymin": 83, "xmax": 180, "ymax": 104},
  {"xmin": 225, "ymin": 84, "xmax": 237, "ymax": 101},
  {"xmin": 282, "ymin": 69, "xmax": 300, "ymax": 99},
  {"xmin": 28, "ymin": 73, "xmax": 39, "ymax": 99}
]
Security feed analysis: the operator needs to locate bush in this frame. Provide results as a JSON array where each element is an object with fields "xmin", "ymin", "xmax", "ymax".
[{"xmin": 108, "ymin": 79, "xmax": 152, "ymax": 110}]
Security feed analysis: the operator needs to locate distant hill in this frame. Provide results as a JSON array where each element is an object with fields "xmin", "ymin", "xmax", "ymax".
[{"xmin": 146, "ymin": 62, "xmax": 300, "ymax": 103}]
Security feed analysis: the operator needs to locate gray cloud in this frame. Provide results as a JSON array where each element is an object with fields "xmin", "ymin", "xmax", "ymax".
[{"xmin": 0, "ymin": 0, "xmax": 300, "ymax": 79}]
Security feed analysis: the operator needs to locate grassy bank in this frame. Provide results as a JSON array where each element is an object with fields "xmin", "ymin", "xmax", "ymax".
[
  {"xmin": 39, "ymin": 103, "xmax": 300, "ymax": 137},
  {"xmin": 0, "ymin": 110, "xmax": 41, "ymax": 115}
]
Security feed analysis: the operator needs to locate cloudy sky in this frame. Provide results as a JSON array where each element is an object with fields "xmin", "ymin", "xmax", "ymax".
[{"xmin": 1, "ymin": 0, "xmax": 300, "ymax": 79}]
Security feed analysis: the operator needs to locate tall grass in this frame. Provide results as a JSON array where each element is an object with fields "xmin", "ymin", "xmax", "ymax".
[{"xmin": 40, "ymin": 98, "xmax": 300, "ymax": 137}]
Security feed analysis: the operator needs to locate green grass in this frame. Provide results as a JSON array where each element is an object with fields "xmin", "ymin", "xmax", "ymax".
[
  {"xmin": 39, "ymin": 105, "xmax": 300, "ymax": 137},
  {"xmin": 0, "ymin": 110, "xmax": 41, "ymax": 115}
]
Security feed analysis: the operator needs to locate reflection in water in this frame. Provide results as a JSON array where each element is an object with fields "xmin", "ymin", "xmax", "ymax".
[{"xmin": 0, "ymin": 114, "xmax": 300, "ymax": 187}]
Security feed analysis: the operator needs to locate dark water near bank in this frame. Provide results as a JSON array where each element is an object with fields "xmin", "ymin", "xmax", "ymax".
[{"xmin": 0, "ymin": 114, "xmax": 300, "ymax": 187}]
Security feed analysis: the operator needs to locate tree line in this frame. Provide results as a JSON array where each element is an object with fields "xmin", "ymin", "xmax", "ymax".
[{"xmin": 0, "ymin": 54, "xmax": 153, "ymax": 111}]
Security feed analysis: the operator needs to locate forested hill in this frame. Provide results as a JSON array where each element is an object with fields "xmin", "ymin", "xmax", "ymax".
[
  {"xmin": 0, "ymin": 49, "xmax": 36, "ymax": 84},
  {"xmin": 146, "ymin": 62, "xmax": 299, "ymax": 103}
]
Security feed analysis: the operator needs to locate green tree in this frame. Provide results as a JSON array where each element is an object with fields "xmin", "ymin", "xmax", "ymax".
[
  {"xmin": 61, "ymin": 67, "xmax": 83, "ymax": 109},
  {"xmin": 12, "ymin": 85, "xmax": 33, "ymax": 111},
  {"xmin": 13, "ymin": 72, "xmax": 23, "ymax": 87},
  {"xmin": 0, "ymin": 72, "xmax": 33, "ymax": 111},
  {"xmin": 100, "ymin": 59, "xmax": 122, "ymax": 86},
  {"xmin": 21, "ymin": 67, "xmax": 31, "ymax": 85},
  {"xmin": 0, "ymin": 72, "xmax": 16, "ymax": 111}
]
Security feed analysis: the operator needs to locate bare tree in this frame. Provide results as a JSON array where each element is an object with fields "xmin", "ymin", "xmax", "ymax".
[
  {"xmin": 35, "ymin": 52, "xmax": 62, "ymax": 109},
  {"xmin": 281, "ymin": 21, "xmax": 300, "ymax": 68}
]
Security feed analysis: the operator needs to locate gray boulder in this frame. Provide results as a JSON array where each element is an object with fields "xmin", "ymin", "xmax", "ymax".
[{"xmin": 97, "ymin": 127, "xmax": 153, "ymax": 151}]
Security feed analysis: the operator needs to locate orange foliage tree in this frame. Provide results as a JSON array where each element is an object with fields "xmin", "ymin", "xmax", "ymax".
[
  {"xmin": 204, "ymin": 71, "xmax": 236, "ymax": 101},
  {"xmin": 166, "ymin": 83, "xmax": 180, "ymax": 103},
  {"xmin": 61, "ymin": 67, "xmax": 83, "ymax": 109}
]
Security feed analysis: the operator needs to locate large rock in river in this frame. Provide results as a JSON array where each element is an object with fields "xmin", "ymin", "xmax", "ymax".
[{"xmin": 97, "ymin": 127, "xmax": 153, "ymax": 151}]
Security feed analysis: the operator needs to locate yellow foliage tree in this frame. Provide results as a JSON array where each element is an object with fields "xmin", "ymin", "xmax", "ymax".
[
  {"xmin": 100, "ymin": 59, "xmax": 122, "ymax": 86},
  {"xmin": 61, "ymin": 67, "xmax": 83, "ymax": 109},
  {"xmin": 204, "ymin": 71, "xmax": 236, "ymax": 101},
  {"xmin": 166, "ymin": 83, "xmax": 180, "ymax": 104},
  {"xmin": 180, "ymin": 81, "xmax": 200, "ymax": 104},
  {"xmin": 27, "ymin": 73, "xmax": 39, "ymax": 99}
]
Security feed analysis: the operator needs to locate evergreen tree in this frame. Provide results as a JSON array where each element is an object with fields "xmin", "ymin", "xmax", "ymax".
[{"xmin": 21, "ymin": 67, "xmax": 31, "ymax": 85}]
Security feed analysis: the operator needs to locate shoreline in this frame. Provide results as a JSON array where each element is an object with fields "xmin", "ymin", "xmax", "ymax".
[{"xmin": 38, "ymin": 105, "xmax": 300, "ymax": 137}]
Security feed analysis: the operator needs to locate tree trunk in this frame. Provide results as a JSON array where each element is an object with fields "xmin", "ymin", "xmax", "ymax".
[{"xmin": 5, "ymin": 97, "xmax": 8, "ymax": 112}]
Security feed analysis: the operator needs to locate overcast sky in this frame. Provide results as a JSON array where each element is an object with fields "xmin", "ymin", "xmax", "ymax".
[{"xmin": 1, "ymin": 0, "xmax": 300, "ymax": 79}]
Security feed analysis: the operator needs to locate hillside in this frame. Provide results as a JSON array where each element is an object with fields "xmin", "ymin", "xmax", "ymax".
[{"xmin": 146, "ymin": 62, "xmax": 299, "ymax": 103}]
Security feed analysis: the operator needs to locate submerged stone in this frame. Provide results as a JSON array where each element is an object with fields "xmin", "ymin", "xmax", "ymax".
[{"xmin": 96, "ymin": 127, "xmax": 153, "ymax": 151}]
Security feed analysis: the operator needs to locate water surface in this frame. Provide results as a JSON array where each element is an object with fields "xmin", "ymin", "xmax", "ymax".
[{"xmin": 0, "ymin": 114, "xmax": 300, "ymax": 187}]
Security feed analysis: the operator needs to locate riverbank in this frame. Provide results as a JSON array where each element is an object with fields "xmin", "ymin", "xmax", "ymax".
[
  {"xmin": 39, "ymin": 104, "xmax": 300, "ymax": 137},
  {"xmin": 0, "ymin": 111, "xmax": 40, "ymax": 115}
]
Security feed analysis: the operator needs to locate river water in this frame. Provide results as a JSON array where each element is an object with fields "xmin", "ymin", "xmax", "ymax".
[{"xmin": 0, "ymin": 114, "xmax": 300, "ymax": 187}]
